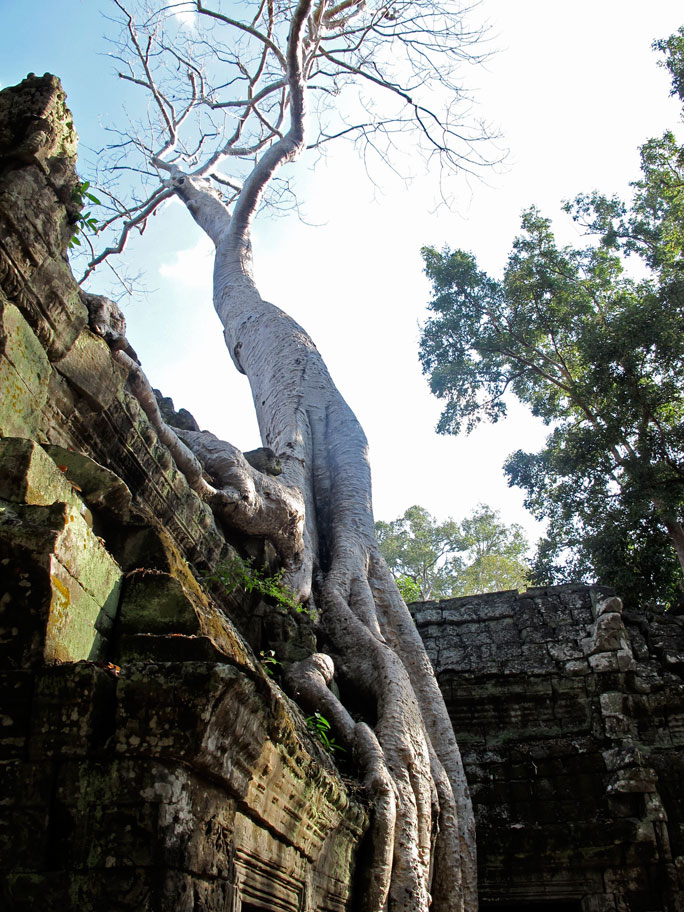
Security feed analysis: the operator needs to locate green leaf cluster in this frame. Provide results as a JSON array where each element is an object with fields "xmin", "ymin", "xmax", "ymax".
[
  {"xmin": 376, "ymin": 505, "xmax": 463, "ymax": 601},
  {"xmin": 376, "ymin": 504, "xmax": 530, "ymax": 600},
  {"xmin": 207, "ymin": 555, "xmax": 301, "ymax": 613},
  {"xmin": 419, "ymin": 28, "xmax": 684, "ymax": 606},
  {"xmin": 69, "ymin": 179, "xmax": 101, "ymax": 249},
  {"xmin": 259, "ymin": 649, "xmax": 281, "ymax": 677},
  {"xmin": 305, "ymin": 712, "xmax": 346, "ymax": 754}
]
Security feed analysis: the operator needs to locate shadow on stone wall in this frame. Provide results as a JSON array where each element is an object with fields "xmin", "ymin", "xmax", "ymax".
[{"xmin": 413, "ymin": 586, "xmax": 684, "ymax": 911}]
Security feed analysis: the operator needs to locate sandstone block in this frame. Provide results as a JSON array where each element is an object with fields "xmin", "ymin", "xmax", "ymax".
[
  {"xmin": 29, "ymin": 664, "xmax": 118, "ymax": 758},
  {"xmin": 53, "ymin": 328, "xmax": 126, "ymax": 410},
  {"xmin": 115, "ymin": 633, "xmax": 230, "ymax": 664},
  {"xmin": 0, "ymin": 300, "xmax": 50, "ymax": 437},
  {"xmin": 0, "ymin": 499, "xmax": 122, "ymax": 664},
  {"xmin": 43, "ymin": 443, "xmax": 132, "ymax": 521},
  {"xmin": 0, "ymin": 436, "xmax": 75, "ymax": 506},
  {"xmin": 118, "ymin": 570, "xmax": 201, "ymax": 636},
  {"xmin": 588, "ymin": 651, "xmax": 619, "ymax": 673}
]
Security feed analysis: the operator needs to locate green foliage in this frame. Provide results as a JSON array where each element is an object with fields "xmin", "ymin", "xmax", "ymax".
[
  {"xmin": 69, "ymin": 179, "xmax": 101, "ymax": 249},
  {"xmin": 454, "ymin": 504, "xmax": 530, "ymax": 595},
  {"xmin": 396, "ymin": 575, "xmax": 423, "ymax": 603},
  {"xmin": 259, "ymin": 649, "xmax": 281, "ymax": 677},
  {"xmin": 375, "ymin": 505, "xmax": 463, "ymax": 600},
  {"xmin": 376, "ymin": 504, "xmax": 530, "ymax": 600},
  {"xmin": 654, "ymin": 26, "xmax": 684, "ymax": 105},
  {"xmin": 209, "ymin": 555, "xmax": 302, "ymax": 612},
  {"xmin": 419, "ymin": 29, "xmax": 684, "ymax": 606},
  {"xmin": 305, "ymin": 712, "xmax": 346, "ymax": 754}
]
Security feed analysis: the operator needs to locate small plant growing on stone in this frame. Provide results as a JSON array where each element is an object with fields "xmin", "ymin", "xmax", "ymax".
[
  {"xmin": 305, "ymin": 712, "xmax": 346, "ymax": 754},
  {"xmin": 209, "ymin": 555, "xmax": 312, "ymax": 617},
  {"xmin": 69, "ymin": 179, "xmax": 101, "ymax": 249},
  {"xmin": 259, "ymin": 649, "xmax": 281, "ymax": 677}
]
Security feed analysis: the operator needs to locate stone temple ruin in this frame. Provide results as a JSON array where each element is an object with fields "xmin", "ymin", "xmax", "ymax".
[{"xmin": 0, "ymin": 73, "xmax": 683, "ymax": 912}]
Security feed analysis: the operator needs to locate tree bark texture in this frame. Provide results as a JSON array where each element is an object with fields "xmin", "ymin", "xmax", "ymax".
[
  {"xmin": 662, "ymin": 516, "xmax": 684, "ymax": 575},
  {"xmin": 162, "ymin": 165, "xmax": 477, "ymax": 910}
]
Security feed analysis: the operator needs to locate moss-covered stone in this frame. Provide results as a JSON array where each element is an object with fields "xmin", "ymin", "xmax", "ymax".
[
  {"xmin": 118, "ymin": 570, "xmax": 202, "ymax": 637},
  {"xmin": 0, "ymin": 301, "xmax": 50, "ymax": 438},
  {"xmin": 53, "ymin": 329, "xmax": 127, "ymax": 410},
  {"xmin": 0, "ymin": 498, "xmax": 122, "ymax": 664},
  {"xmin": 0, "ymin": 437, "xmax": 75, "ymax": 506},
  {"xmin": 43, "ymin": 443, "xmax": 132, "ymax": 521}
]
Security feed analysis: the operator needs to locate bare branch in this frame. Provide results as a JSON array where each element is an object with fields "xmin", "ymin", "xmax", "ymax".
[
  {"xmin": 80, "ymin": 186, "xmax": 174, "ymax": 284},
  {"xmin": 195, "ymin": 0, "xmax": 288, "ymax": 71}
]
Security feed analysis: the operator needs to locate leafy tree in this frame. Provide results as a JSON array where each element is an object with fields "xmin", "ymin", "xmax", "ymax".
[
  {"xmin": 375, "ymin": 506, "xmax": 463, "ymax": 600},
  {"xmin": 419, "ymin": 28, "xmax": 684, "ymax": 607},
  {"xmin": 75, "ymin": 2, "xmax": 494, "ymax": 908},
  {"xmin": 376, "ymin": 504, "xmax": 530, "ymax": 600},
  {"xmin": 454, "ymin": 504, "xmax": 530, "ymax": 595}
]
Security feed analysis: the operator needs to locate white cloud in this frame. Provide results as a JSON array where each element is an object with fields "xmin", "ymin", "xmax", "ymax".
[
  {"xmin": 168, "ymin": 2, "xmax": 198, "ymax": 30},
  {"xmin": 159, "ymin": 236, "xmax": 213, "ymax": 289}
]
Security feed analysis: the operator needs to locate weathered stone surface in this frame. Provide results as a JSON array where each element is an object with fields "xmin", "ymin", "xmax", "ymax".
[
  {"xmin": 0, "ymin": 74, "xmax": 366, "ymax": 912},
  {"xmin": 0, "ymin": 441, "xmax": 126, "ymax": 653},
  {"xmin": 416, "ymin": 583, "xmax": 684, "ymax": 911},
  {"xmin": 0, "ymin": 498, "xmax": 122, "ymax": 664},
  {"xmin": 118, "ymin": 557, "xmax": 256, "ymax": 670},
  {"xmin": 0, "ymin": 72, "xmax": 77, "ymax": 169},
  {"xmin": 53, "ymin": 328, "xmax": 127, "ymax": 410},
  {"xmin": 0, "ymin": 436, "xmax": 75, "ymax": 505},
  {"xmin": 43, "ymin": 443, "xmax": 132, "ymax": 521},
  {"xmin": 0, "ymin": 300, "xmax": 51, "ymax": 438},
  {"xmin": 115, "ymin": 633, "xmax": 231, "ymax": 664},
  {"xmin": 2, "ymin": 660, "xmax": 366, "ymax": 912},
  {"xmin": 119, "ymin": 569, "xmax": 200, "ymax": 636}
]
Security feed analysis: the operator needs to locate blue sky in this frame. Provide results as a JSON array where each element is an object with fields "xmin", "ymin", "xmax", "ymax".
[{"xmin": 2, "ymin": 1, "xmax": 684, "ymax": 548}]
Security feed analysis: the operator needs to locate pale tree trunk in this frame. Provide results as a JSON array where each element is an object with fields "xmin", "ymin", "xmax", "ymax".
[
  {"xmin": 139, "ymin": 2, "xmax": 478, "ymax": 906},
  {"xmin": 650, "ymin": 494, "xmax": 684, "ymax": 576},
  {"xmin": 166, "ymin": 170, "xmax": 477, "ymax": 909},
  {"xmin": 662, "ymin": 516, "xmax": 684, "ymax": 574}
]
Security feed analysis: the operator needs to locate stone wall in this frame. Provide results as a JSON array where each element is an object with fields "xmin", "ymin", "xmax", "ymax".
[
  {"xmin": 414, "ymin": 586, "xmax": 684, "ymax": 912},
  {"xmin": 0, "ymin": 74, "xmax": 365, "ymax": 912}
]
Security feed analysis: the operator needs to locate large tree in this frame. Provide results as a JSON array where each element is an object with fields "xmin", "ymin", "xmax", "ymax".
[
  {"xmin": 376, "ymin": 504, "xmax": 529, "ymax": 601},
  {"xmin": 418, "ymin": 28, "xmax": 684, "ymax": 606},
  {"xmin": 454, "ymin": 503, "xmax": 529, "ymax": 595},
  {"xmin": 77, "ymin": 2, "xmax": 493, "ymax": 910}
]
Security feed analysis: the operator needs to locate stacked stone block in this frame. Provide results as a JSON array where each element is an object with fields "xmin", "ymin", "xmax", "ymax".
[{"xmin": 414, "ymin": 585, "xmax": 684, "ymax": 912}]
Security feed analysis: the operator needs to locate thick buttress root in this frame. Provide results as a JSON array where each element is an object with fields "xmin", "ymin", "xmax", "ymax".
[
  {"xmin": 176, "ymin": 428, "xmax": 306, "ymax": 567},
  {"xmin": 90, "ymin": 285, "xmax": 477, "ymax": 908},
  {"xmin": 284, "ymin": 654, "xmax": 396, "ymax": 912},
  {"xmin": 101, "ymin": 341, "xmax": 308, "ymax": 584},
  {"xmin": 308, "ymin": 544, "xmax": 471, "ymax": 912}
]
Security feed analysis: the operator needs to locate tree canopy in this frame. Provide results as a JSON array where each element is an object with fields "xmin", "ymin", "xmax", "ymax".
[
  {"xmin": 419, "ymin": 27, "xmax": 684, "ymax": 606},
  {"xmin": 78, "ymin": 0, "xmax": 493, "ymax": 288},
  {"xmin": 376, "ymin": 504, "xmax": 529, "ymax": 601}
]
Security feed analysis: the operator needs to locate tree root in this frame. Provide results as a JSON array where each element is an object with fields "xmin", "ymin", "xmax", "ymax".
[
  {"xmin": 368, "ymin": 550, "xmax": 476, "ymax": 911},
  {"xmin": 176, "ymin": 428, "xmax": 305, "ymax": 564},
  {"xmin": 284, "ymin": 654, "xmax": 396, "ymax": 912},
  {"xmin": 105, "ymin": 343, "xmax": 307, "ymax": 577}
]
